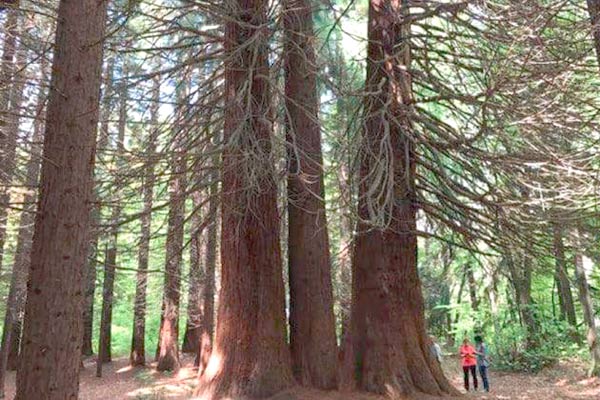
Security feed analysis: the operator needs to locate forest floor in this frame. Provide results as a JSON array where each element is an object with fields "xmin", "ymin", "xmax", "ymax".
[{"xmin": 2, "ymin": 354, "xmax": 599, "ymax": 399}]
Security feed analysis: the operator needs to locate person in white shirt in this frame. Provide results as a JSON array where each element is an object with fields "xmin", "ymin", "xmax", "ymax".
[{"xmin": 429, "ymin": 335, "xmax": 443, "ymax": 363}]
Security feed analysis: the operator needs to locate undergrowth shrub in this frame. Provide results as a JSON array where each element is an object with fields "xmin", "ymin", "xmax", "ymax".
[{"xmin": 491, "ymin": 319, "xmax": 583, "ymax": 372}]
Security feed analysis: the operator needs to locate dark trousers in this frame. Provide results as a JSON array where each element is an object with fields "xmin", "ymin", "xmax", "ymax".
[
  {"xmin": 463, "ymin": 365, "xmax": 478, "ymax": 391},
  {"xmin": 479, "ymin": 365, "xmax": 489, "ymax": 391}
]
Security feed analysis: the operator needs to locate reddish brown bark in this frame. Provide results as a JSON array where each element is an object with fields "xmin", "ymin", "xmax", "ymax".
[
  {"xmin": 155, "ymin": 172, "xmax": 186, "ymax": 371},
  {"xmin": 96, "ymin": 245, "xmax": 116, "ymax": 375},
  {"xmin": 130, "ymin": 74, "xmax": 160, "ymax": 367},
  {"xmin": 81, "ymin": 240, "xmax": 97, "ymax": 358},
  {"xmin": 195, "ymin": 1, "xmax": 294, "ymax": 397},
  {"xmin": 195, "ymin": 171, "xmax": 217, "ymax": 372},
  {"xmin": 96, "ymin": 64, "xmax": 128, "ymax": 374},
  {"xmin": 82, "ymin": 61, "xmax": 115, "ymax": 359},
  {"xmin": 156, "ymin": 80, "xmax": 188, "ymax": 372},
  {"xmin": 182, "ymin": 187, "xmax": 204, "ymax": 355},
  {"xmin": 348, "ymin": 1, "xmax": 456, "ymax": 396},
  {"xmin": 15, "ymin": 1, "xmax": 108, "ymax": 398},
  {"xmin": 283, "ymin": 0, "xmax": 338, "ymax": 389}
]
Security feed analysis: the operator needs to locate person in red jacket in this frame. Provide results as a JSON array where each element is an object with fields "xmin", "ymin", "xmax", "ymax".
[{"xmin": 459, "ymin": 337, "xmax": 478, "ymax": 391}]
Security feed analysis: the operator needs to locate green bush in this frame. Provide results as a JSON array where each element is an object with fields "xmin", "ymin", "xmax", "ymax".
[{"xmin": 491, "ymin": 319, "xmax": 582, "ymax": 372}]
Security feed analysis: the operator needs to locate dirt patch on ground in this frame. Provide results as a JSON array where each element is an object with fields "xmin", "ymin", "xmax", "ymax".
[
  {"xmin": 444, "ymin": 357, "xmax": 600, "ymax": 400},
  {"xmin": 1, "ymin": 355, "xmax": 598, "ymax": 399}
]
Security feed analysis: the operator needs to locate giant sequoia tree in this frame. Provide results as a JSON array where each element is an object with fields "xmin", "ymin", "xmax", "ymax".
[
  {"xmin": 156, "ymin": 77, "xmax": 189, "ymax": 372},
  {"xmin": 97, "ymin": 59, "xmax": 129, "ymax": 371},
  {"xmin": 130, "ymin": 74, "xmax": 160, "ymax": 367},
  {"xmin": 0, "ymin": 0, "xmax": 598, "ymax": 398},
  {"xmin": 196, "ymin": 0, "xmax": 294, "ymax": 397},
  {"xmin": 284, "ymin": 0, "xmax": 338, "ymax": 389},
  {"xmin": 15, "ymin": 0, "xmax": 108, "ymax": 399},
  {"xmin": 349, "ymin": 0, "xmax": 457, "ymax": 395}
]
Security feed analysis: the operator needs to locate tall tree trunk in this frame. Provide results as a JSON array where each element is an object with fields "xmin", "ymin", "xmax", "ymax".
[
  {"xmin": 96, "ymin": 63, "xmax": 128, "ymax": 374},
  {"xmin": 587, "ymin": 0, "xmax": 600, "ymax": 67},
  {"xmin": 553, "ymin": 224, "xmax": 577, "ymax": 331},
  {"xmin": 349, "ymin": 1, "xmax": 455, "ymax": 395},
  {"xmin": 338, "ymin": 170, "xmax": 353, "ymax": 340},
  {"xmin": 518, "ymin": 255, "xmax": 537, "ymax": 346},
  {"xmin": 156, "ymin": 79, "xmax": 188, "ymax": 372},
  {"xmin": 83, "ymin": 61, "xmax": 115, "ymax": 358},
  {"xmin": 0, "ymin": 57, "xmax": 44, "ymax": 397},
  {"xmin": 283, "ymin": 0, "xmax": 338, "ymax": 390},
  {"xmin": 466, "ymin": 263, "xmax": 479, "ymax": 312},
  {"xmin": 182, "ymin": 182, "xmax": 203, "ymax": 355},
  {"xmin": 15, "ymin": 1, "xmax": 108, "ymax": 398},
  {"xmin": 196, "ymin": 172, "xmax": 217, "ymax": 372},
  {"xmin": 96, "ymin": 245, "xmax": 115, "ymax": 376},
  {"xmin": 572, "ymin": 228, "xmax": 600, "ymax": 377},
  {"xmin": 130, "ymin": 74, "xmax": 160, "ymax": 367},
  {"xmin": 0, "ymin": 9, "xmax": 19, "ymax": 271},
  {"xmin": 329, "ymin": 31, "xmax": 353, "ymax": 349},
  {"xmin": 182, "ymin": 121, "xmax": 211, "ymax": 356},
  {"xmin": 81, "ymin": 239, "xmax": 97, "ymax": 358},
  {"xmin": 195, "ymin": 0, "xmax": 294, "ymax": 397},
  {"xmin": 505, "ymin": 247, "xmax": 538, "ymax": 348}
]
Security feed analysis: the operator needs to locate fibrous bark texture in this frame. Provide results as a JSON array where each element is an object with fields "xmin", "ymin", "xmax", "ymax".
[
  {"xmin": 97, "ymin": 246, "xmax": 116, "ymax": 373},
  {"xmin": 195, "ymin": 0, "xmax": 294, "ymax": 397},
  {"xmin": 156, "ymin": 79, "xmax": 188, "ymax": 372},
  {"xmin": 349, "ymin": 0, "xmax": 457, "ymax": 396},
  {"xmin": 83, "ymin": 61, "xmax": 115, "ymax": 359},
  {"xmin": 283, "ymin": 0, "xmax": 338, "ymax": 390},
  {"xmin": 97, "ymin": 65, "xmax": 128, "ymax": 373},
  {"xmin": 182, "ymin": 184, "xmax": 204, "ymax": 355},
  {"xmin": 81, "ymin": 240, "xmax": 97, "ymax": 358},
  {"xmin": 130, "ymin": 74, "xmax": 159, "ymax": 367},
  {"xmin": 195, "ymin": 172, "xmax": 217, "ymax": 372},
  {"xmin": 15, "ymin": 1, "xmax": 108, "ymax": 398}
]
